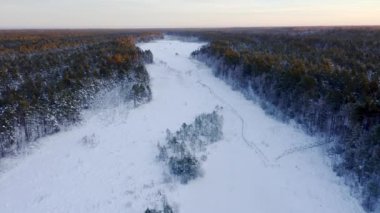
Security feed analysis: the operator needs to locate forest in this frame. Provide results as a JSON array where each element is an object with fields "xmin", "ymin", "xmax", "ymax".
[
  {"xmin": 177, "ymin": 27, "xmax": 380, "ymax": 211},
  {"xmin": 0, "ymin": 30, "xmax": 162, "ymax": 157},
  {"xmin": 1, "ymin": 27, "xmax": 379, "ymax": 212}
]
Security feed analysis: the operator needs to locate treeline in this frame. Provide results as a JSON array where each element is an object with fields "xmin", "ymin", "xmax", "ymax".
[
  {"xmin": 0, "ymin": 30, "xmax": 163, "ymax": 55},
  {"xmin": 187, "ymin": 28, "xmax": 380, "ymax": 211},
  {"xmin": 0, "ymin": 31, "xmax": 161, "ymax": 157}
]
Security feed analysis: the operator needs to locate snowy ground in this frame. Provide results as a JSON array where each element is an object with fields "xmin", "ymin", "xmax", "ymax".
[{"xmin": 0, "ymin": 37, "xmax": 364, "ymax": 213}]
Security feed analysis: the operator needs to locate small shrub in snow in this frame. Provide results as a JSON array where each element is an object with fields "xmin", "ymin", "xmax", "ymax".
[
  {"xmin": 80, "ymin": 134, "xmax": 97, "ymax": 148},
  {"xmin": 157, "ymin": 145, "xmax": 169, "ymax": 161}
]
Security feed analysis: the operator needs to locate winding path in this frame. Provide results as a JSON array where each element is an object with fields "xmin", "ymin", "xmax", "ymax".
[{"xmin": 196, "ymin": 80, "xmax": 272, "ymax": 166}]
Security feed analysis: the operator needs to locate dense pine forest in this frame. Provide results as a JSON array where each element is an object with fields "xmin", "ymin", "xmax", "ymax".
[
  {"xmin": 0, "ymin": 30, "xmax": 162, "ymax": 157},
  {"xmin": 177, "ymin": 27, "xmax": 380, "ymax": 211}
]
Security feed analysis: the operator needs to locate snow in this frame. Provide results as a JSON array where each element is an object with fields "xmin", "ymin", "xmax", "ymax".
[{"xmin": 0, "ymin": 37, "xmax": 364, "ymax": 213}]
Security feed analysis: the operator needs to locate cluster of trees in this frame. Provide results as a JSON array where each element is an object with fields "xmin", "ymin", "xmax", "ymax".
[
  {"xmin": 0, "ymin": 31, "xmax": 160, "ymax": 157},
  {"xmin": 145, "ymin": 199, "xmax": 174, "ymax": 213},
  {"xmin": 158, "ymin": 110, "xmax": 223, "ymax": 184},
  {"xmin": 189, "ymin": 27, "xmax": 380, "ymax": 211},
  {"xmin": 146, "ymin": 110, "xmax": 222, "ymax": 213}
]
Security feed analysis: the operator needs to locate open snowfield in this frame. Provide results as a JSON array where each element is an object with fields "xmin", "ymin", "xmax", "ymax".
[{"xmin": 0, "ymin": 37, "xmax": 365, "ymax": 213}]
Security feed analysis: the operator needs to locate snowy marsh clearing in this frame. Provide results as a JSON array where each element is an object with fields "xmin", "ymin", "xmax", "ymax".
[{"xmin": 0, "ymin": 38, "xmax": 364, "ymax": 213}]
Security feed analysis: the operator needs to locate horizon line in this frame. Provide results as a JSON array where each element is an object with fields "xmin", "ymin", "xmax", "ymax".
[{"xmin": 0, "ymin": 24, "xmax": 380, "ymax": 31}]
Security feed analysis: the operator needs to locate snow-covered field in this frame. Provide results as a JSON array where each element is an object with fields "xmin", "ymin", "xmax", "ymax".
[{"xmin": 0, "ymin": 37, "xmax": 364, "ymax": 213}]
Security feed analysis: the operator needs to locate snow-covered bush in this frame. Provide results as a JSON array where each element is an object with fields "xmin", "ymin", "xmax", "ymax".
[
  {"xmin": 168, "ymin": 155, "xmax": 200, "ymax": 184},
  {"xmin": 194, "ymin": 110, "xmax": 223, "ymax": 143}
]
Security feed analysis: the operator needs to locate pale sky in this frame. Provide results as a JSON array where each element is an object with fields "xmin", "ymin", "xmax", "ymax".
[{"xmin": 0, "ymin": 0, "xmax": 379, "ymax": 28}]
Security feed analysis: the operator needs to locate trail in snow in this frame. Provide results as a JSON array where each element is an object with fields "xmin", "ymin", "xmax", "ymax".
[
  {"xmin": 275, "ymin": 140, "xmax": 333, "ymax": 161},
  {"xmin": 196, "ymin": 80, "xmax": 271, "ymax": 166},
  {"xmin": 0, "ymin": 37, "xmax": 365, "ymax": 213},
  {"xmin": 190, "ymin": 59, "xmax": 271, "ymax": 165}
]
